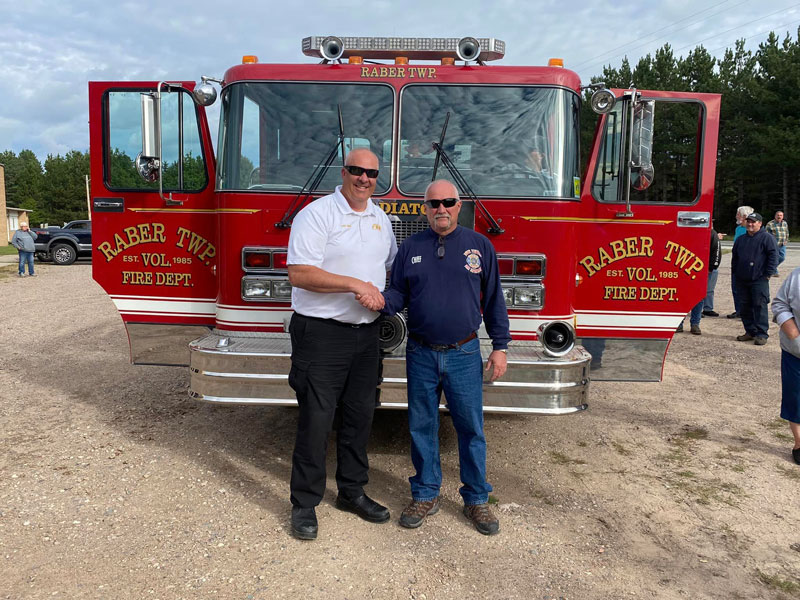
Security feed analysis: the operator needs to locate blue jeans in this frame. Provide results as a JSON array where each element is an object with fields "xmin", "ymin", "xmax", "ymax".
[
  {"xmin": 18, "ymin": 251, "xmax": 34, "ymax": 275},
  {"xmin": 779, "ymin": 245, "xmax": 786, "ymax": 265},
  {"xmin": 704, "ymin": 269, "xmax": 719, "ymax": 311},
  {"xmin": 690, "ymin": 298, "xmax": 703, "ymax": 326},
  {"xmin": 405, "ymin": 336, "xmax": 491, "ymax": 505}
]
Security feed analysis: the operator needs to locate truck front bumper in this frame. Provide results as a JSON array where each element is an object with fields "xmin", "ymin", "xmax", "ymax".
[{"xmin": 189, "ymin": 330, "xmax": 589, "ymax": 415}]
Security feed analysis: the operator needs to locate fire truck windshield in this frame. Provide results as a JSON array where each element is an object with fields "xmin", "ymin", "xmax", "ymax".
[
  {"xmin": 217, "ymin": 82, "xmax": 394, "ymax": 194},
  {"xmin": 399, "ymin": 85, "xmax": 580, "ymax": 199}
]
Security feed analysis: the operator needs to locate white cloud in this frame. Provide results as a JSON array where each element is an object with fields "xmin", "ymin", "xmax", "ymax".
[{"xmin": 0, "ymin": 0, "xmax": 795, "ymax": 160}]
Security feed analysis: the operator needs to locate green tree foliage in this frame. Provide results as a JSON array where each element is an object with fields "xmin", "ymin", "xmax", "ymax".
[
  {"xmin": 0, "ymin": 149, "xmax": 43, "ymax": 222},
  {"xmin": 581, "ymin": 28, "xmax": 800, "ymax": 230},
  {"xmin": 40, "ymin": 151, "xmax": 91, "ymax": 225}
]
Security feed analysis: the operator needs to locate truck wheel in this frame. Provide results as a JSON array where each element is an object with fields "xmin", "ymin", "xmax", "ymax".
[
  {"xmin": 51, "ymin": 244, "xmax": 77, "ymax": 266},
  {"xmin": 35, "ymin": 251, "xmax": 51, "ymax": 262}
]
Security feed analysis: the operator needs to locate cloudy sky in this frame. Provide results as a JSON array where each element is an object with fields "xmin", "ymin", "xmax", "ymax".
[{"xmin": 1, "ymin": 0, "xmax": 798, "ymax": 163}]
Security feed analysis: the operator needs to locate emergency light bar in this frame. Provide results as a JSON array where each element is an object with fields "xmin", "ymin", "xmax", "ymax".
[{"xmin": 302, "ymin": 36, "xmax": 506, "ymax": 62}]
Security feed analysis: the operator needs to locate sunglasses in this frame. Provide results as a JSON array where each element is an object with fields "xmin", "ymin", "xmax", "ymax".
[
  {"xmin": 425, "ymin": 198, "xmax": 458, "ymax": 209},
  {"xmin": 344, "ymin": 165, "xmax": 380, "ymax": 179}
]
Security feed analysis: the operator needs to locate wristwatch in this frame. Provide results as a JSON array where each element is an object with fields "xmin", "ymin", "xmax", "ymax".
[{"xmin": 497, "ymin": 349, "xmax": 507, "ymax": 353}]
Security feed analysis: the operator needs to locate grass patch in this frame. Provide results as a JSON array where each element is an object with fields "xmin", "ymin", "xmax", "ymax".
[
  {"xmin": 679, "ymin": 427, "xmax": 709, "ymax": 441},
  {"xmin": 660, "ymin": 446, "xmax": 690, "ymax": 463},
  {"xmin": 549, "ymin": 451, "xmax": 586, "ymax": 466},
  {"xmin": 0, "ymin": 265, "xmax": 17, "ymax": 281},
  {"xmin": 668, "ymin": 476, "xmax": 744, "ymax": 506},
  {"xmin": 0, "ymin": 245, "xmax": 19, "ymax": 256},
  {"xmin": 488, "ymin": 494, "xmax": 499, "ymax": 504},
  {"xmin": 774, "ymin": 431, "xmax": 793, "ymax": 442},
  {"xmin": 764, "ymin": 418, "xmax": 787, "ymax": 431},
  {"xmin": 576, "ymin": 441, "xmax": 588, "ymax": 447},
  {"xmin": 731, "ymin": 463, "xmax": 747, "ymax": 473},
  {"xmin": 612, "ymin": 441, "xmax": 632, "ymax": 456},
  {"xmin": 756, "ymin": 570, "xmax": 800, "ymax": 595},
  {"xmin": 777, "ymin": 464, "xmax": 800, "ymax": 481},
  {"xmin": 676, "ymin": 470, "xmax": 696, "ymax": 478}
]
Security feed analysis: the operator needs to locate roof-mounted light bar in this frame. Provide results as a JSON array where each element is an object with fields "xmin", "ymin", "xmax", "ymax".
[{"xmin": 302, "ymin": 36, "xmax": 506, "ymax": 62}]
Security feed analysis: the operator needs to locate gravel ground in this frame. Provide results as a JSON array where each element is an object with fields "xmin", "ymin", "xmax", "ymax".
[{"xmin": 2, "ymin": 252, "xmax": 800, "ymax": 600}]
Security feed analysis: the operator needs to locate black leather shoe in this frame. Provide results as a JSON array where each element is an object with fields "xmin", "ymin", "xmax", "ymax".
[
  {"xmin": 291, "ymin": 506, "xmax": 318, "ymax": 540},
  {"xmin": 793, "ymin": 448, "xmax": 800, "ymax": 465},
  {"xmin": 727, "ymin": 312, "xmax": 740, "ymax": 319},
  {"xmin": 335, "ymin": 493, "xmax": 390, "ymax": 523}
]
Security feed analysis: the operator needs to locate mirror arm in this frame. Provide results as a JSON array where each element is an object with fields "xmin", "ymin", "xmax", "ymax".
[{"xmin": 618, "ymin": 88, "xmax": 638, "ymax": 218}]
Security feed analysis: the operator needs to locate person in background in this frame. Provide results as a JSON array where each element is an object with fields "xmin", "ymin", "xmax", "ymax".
[
  {"xmin": 727, "ymin": 205, "xmax": 754, "ymax": 319},
  {"xmin": 11, "ymin": 222, "xmax": 37, "ymax": 278},
  {"xmin": 765, "ymin": 210, "xmax": 789, "ymax": 267},
  {"xmin": 731, "ymin": 212, "xmax": 778, "ymax": 345},
  {"xmin": 771, "ymin": 267, "xmax": 800, "ymax": 465}
]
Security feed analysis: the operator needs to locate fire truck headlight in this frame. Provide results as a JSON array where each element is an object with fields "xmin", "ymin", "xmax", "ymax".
[
  {"xmin": 242, "ymin": 277, "xmax": 272, "ymax": 299},
  {"xmin": 513, "ymin": 285, "xmax": 544, "ymax": 309},
  {"xmin": 273, "ymin": 280, "xmax": 293, "ymax": 299},
  {"xmin": 502, "ymin": 286, "xmax": 514, "ymax": 306}
]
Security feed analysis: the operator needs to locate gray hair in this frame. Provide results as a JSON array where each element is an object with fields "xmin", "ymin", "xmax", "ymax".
[
  {"xmin": 736, "ymin": 205, "xmax": 754, "ymax": 219},
  {"xmin": 424, "ymin": 179, "xmax": 459, "ymax": 201}
]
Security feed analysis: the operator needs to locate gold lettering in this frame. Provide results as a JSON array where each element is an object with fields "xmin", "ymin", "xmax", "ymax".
[
  {"xmin": 609, "ymin": 239, "xmax": 626, "ymax": 261},
  {"xmin": 398, "ymin": 67, "xmax": 405, "ymax": 77},
  {"xmin": 98, "ymin": 241, "xmax": 116, "ymax": 262},
  {"xmin": 388, "ymin": 67, "xmax": 397, "ymax": 77},
  {"xmin": 427, "ymin": 67, "xmax": 436, "ymax": 78},
  {"xmin": 379, "ymin": 67, "xmax": 388, "ymax": 77},
  {"xmin": 579, "ymin": 256, "xmax": 601, "ymax": 277},
  {"xmin": 361, "ymin": 66, "xmax": 369, "ymax": 77}
]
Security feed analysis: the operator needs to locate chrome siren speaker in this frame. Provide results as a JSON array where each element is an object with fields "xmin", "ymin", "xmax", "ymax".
[
  {"xmin": 456, "ymin": 37, "xmax": 481, "ymax": 62},
  {"xmin": 320, "ymin": 36, "xmax": 345, "ymax": 61},
  {"xmin": 538, "ymin": 321, "xmax": 575, "ymax": 357},
  {"xmin": 379, "ymin": 313, "xmax": 407, "ymax": 354},
  {"xmin": 590, "ymin": 88, "xmax": 616, "ymax": 114}
]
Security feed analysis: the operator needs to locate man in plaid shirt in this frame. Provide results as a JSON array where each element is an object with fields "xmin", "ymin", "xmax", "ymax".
[{"xmin": 766, "ymin": 211, "xmax": 790, "ymax": 266}]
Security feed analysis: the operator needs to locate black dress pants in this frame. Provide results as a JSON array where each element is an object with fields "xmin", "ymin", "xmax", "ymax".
[{"xmin": 288, "ymin": 313, "xmax": 380, "ymax": 508}]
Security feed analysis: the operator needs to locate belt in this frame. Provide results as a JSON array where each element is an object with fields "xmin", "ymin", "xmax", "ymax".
[
  {"xmin": 296, "ymin": 313, "xmax": 379, "ymax": 329},
  {"xmin": 409, "ymin": 331, "xmax": 477, "ymax": 351}
]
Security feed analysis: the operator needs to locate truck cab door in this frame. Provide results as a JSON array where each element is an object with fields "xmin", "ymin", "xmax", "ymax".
[
  {"xmin": 88, "ymin": 81, "xmax": 217, "ymax": 366},
  {"xmin": 575, "ymin": 90, "xmax": 721, "ymax": 381}
]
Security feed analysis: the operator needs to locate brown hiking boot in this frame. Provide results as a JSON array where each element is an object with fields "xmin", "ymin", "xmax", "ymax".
[
  {"xmin": 399, "ymin": 498, "xmax": 439, "ymax": 529},
  {"xmin": 736, "ymin": 334, "xmax": 754, "ymax": 342},
  {"xmin": 690, "ymin": 324, "xmax": 701, "ymax": 335},
  {"xmin": 463, "ymin": 503, "xmax": 500, "ymax": 535}
]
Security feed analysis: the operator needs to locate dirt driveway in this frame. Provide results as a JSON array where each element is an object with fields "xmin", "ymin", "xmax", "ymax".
[{"xmin": 2, "ymin": 252, "xmax": 799, "ymax": 600}]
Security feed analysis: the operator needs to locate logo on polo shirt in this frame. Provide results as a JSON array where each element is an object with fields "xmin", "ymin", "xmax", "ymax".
[
  {"xmin": 464, "ymin": 249, "xmax": 482, "ymax": 273},
  {"xmin": 372, "ymin": 224, "xmax": 382, "ymax": 231},
  {"xmin": 411, "ymin": 255, "xmax": 422, "ymax": 264}
]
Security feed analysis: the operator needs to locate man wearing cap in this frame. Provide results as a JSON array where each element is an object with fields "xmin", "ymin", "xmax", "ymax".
[
  {"xmin": 366, "ymin": 179, "xmax": 510, "ymax": 535},
  {"xmin": 731, "ymin": 212, "xmax": 779, "ymax": 345},
  {"xmin": 765, "ymin": 210, "xmax": 789, "ymax": 266},
  {"xmin": 286, "ymin": 148, "xmax": 397, "ymax": 540}
]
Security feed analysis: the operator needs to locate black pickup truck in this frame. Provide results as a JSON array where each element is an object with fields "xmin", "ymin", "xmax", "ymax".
[{"xmin": 33, "ymin": 220, "xmax": 92, "ymax": 265}]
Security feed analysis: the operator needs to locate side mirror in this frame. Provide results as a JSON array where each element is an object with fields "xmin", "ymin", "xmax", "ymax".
[
  {"xmin": 136, "ymin": 92, "xmax": 161, "ymax": 182},
  {"xmin": 630, "ymin": 100, "xmax": 655, "ymax": 191}
]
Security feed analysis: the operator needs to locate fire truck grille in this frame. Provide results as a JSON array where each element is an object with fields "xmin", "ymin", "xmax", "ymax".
[{"xmin": 391, "ymin": 219, "xmax": 428, "ymax": 244}]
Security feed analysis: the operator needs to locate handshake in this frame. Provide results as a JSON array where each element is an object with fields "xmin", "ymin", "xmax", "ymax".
[{"xmin": 355, "ymin": 281, "xmax": 385, "ymax": 311}]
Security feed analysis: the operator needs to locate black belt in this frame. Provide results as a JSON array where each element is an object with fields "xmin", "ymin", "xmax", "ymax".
[
  {"xmin": 296, "ymin": 313, "xmax": 379, "ymax": 329},
  {"xmin": 409, "ymin": 331, "xmax": 477, "ymax": 351}
]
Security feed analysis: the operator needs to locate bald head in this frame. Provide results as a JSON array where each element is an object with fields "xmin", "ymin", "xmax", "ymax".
[{"xmin": 341, "ymin": 149, "xmax": 380, "ymax": 209}]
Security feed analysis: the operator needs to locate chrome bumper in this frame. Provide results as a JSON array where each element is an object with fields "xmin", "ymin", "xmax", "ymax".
[{"xmin": 189, "ymin": 330, "xmax": 590, "ymax": 415}]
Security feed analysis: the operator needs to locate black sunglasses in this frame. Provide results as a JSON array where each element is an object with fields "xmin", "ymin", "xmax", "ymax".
[
  {"xmin": 344, "ymin": 165, "xmax": 380, "ymax": 179},
  {"xmin": 425, "ymin": 198, "xmax": 458, "ymax": 209}
]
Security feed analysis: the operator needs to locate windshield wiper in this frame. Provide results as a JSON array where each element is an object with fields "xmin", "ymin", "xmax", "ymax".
[
  {"xmin": 276, "ymin": 105, "xmax": 346, "ymax": 229},
  {"xmin": 430, "ymin": 113, "xmax": 504, "ymax": 235}
]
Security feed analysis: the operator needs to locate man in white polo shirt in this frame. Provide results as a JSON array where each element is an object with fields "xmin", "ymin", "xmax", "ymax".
[{"xmin": 286, "ymin": 148, "xmax": 397, "ymax": 540}]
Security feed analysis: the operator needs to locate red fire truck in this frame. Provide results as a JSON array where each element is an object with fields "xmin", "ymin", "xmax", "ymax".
[{"xmin": 88, "ymin": 36, "xmax": 720, "ymax": 414}]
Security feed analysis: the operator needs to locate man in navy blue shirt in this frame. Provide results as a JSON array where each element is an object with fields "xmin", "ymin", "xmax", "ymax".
[
  {"xmin": 731, "ymin": 212, "xmax": 779, "ymax": 345},
  {"xmin": 365, "ymin": 179, "xmax": 510, "ymax": 535}
]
